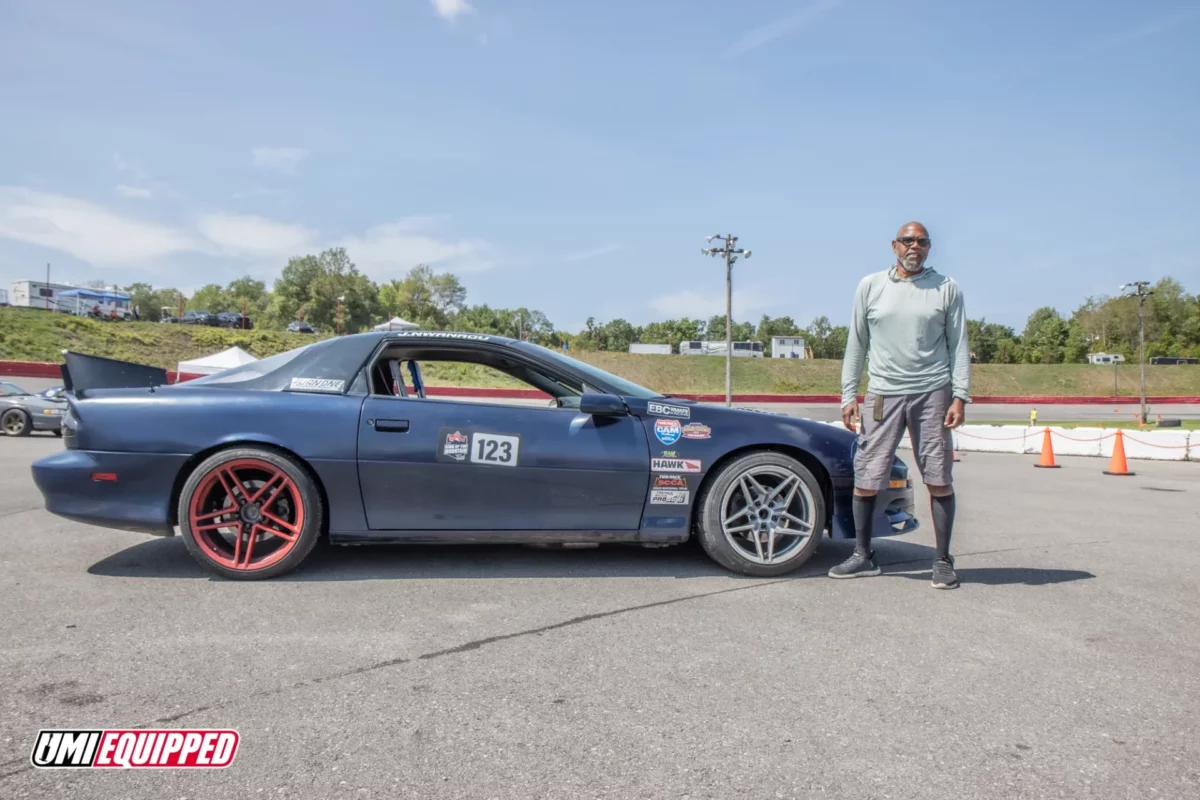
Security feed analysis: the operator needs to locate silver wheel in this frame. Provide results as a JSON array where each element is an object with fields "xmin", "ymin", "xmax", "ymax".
[{"xmin": 719, "ymin": 465, "xmax": 816, "ymax": 566}]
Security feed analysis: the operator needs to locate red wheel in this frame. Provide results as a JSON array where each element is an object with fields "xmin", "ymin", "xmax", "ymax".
[{"xmin": 178, "ymin": 448, "xmax": 323, "ymax": 580}]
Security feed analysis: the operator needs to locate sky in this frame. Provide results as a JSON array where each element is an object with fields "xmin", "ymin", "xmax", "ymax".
[{"xmin": 1, "ymin": 0, "xmax": 1198, "ymax": 333}]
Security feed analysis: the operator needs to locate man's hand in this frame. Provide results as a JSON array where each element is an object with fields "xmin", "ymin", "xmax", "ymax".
[
  {"xmin": 842, "ymin": 400, "xmax": 860, "ymax": 432},
  {"xmin": 944, "ymin": 398, "xmax": 965, "ymax": 429}
]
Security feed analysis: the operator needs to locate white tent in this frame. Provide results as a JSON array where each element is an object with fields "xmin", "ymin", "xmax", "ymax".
[
  {"xmin": 373, "ymin": 316, "xmax": 420, "ymax": 331},
  {"xmin": 177, "ymin": 346, "xmax": 259, "ymax": 376}
]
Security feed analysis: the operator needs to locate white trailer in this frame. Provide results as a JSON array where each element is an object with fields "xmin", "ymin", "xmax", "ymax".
[
  {"xmin": 678, "ymin": 340, "xmax": 764, "ymax": 357},
  {"xmin": 770, "ymin": 336, "xmax": 807, "ymax": 358},
  {"xmin": 628, "ymin": 343, "xmax": 672, "ymax": 355}
]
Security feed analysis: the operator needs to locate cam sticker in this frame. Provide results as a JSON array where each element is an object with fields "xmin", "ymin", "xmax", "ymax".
[
  {"xmin": 650, "ymin": 489, "xmax": 689, "ymax": 505},
  {"xmin": 288, "ymin": 377, "xmax": 345, "ymax": 393},
  {"xmin": 651, "ymin": 457, "xmax": 701, "ymax": 473},
  {"xmin": 470, "ymin": 432, "xmax": 519, "ymax": 467},
  {"xmin": 654, "ymin": 418, "xmax": 681, "ymax": 445},
  {"xmin": 653, "ymin": 474, "xmax": 688, "ymax": 489},
  {"xmin": 647, "ymin": 401, "xmax": 690, "ymax": 419},
  {"xmin": 681, "ymin": 422, "xmax": 711, "ymax": 439},
  {"xmin": 442, "ymin": 430, "xmax": 469, "ymax": 461}
]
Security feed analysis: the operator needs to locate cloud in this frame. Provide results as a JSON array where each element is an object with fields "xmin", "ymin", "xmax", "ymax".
[
  {"xmin": 0, "ymin": 186, "xmax": 197, "ymax": 265},
  {"xmin": 196, "ymin": 212, "xmax": 317, "ymax": 258},
  {"xmin": 338, "ymin": 217, "xmax": 490, "ymax": 277},
  {"xmin": 252, "ymin": 147, "xmax": 310, "ymax": 176},
  {"xmin": 649, "ymin": 287, "xmax": 774, "ymax": 320},
  {"xmin": 431, "ymin": 0, "xmax": 475, "ymax": 22},
  {"xmin": 564, "ymin": 243, "xmax": 622, "ymax": 262},
  {"xmin": 722, "ymin": 0, "xmax": 844, "ymax": 59},
  {"xmin": 114, "ymin": 184, "xmax": 153, "ymax": 199}
]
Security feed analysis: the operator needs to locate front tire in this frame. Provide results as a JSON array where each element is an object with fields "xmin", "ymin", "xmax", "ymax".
[
  {"xmin": 178, "ymin": 447, "xmax": 324, "ymax": 580},
  {"xmin": 2, "ymin": 409, "xmax": 32, "ymax": 437},
  {"xmin": 695, "ymin": 451, "xmax": 825, "ymax": 577}
]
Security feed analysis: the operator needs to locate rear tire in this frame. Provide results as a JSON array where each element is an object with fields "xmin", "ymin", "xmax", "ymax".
[
  {"xmin": 695, "ymin": 451, "xmax": 825, "ymax": 577},
  {"xmin": 178, "ymin": 447, "xmax": 324, "ymax": 580},
  {"xmin": 2, "ymin": 409, "xmax": 32, "ymax": 437}
]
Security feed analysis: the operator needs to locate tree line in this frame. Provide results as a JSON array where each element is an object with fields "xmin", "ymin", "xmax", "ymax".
[{"xmin": 122, "ymin": 250, "xmax": 1199, "ymax": 363}]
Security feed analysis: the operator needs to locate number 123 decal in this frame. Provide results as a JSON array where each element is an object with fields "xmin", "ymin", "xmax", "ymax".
[{"xmin": 470, "ymin": 432, "xmax": 519, "ymax": 466}]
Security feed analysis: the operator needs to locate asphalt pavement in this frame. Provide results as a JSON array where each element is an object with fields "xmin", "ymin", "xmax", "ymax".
[{"xmin": 1, "ymin": 434, "xmax": 1198, "ymax": 799}]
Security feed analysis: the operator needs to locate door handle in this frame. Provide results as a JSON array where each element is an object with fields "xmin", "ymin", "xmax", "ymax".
[{"xmin": 374, "ymin": 419, "xmax": 409, "ymax": 433}]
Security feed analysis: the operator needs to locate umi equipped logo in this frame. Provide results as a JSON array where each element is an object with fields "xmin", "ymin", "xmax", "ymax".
[{"xmin": 30, "ymin": 729, "xmax": 239, "ymax": 769}]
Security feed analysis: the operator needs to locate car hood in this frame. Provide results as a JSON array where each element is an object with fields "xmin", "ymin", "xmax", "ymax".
[{"xmin": 1, "ymin": 395, "xmax": 65, "ymax": 411}]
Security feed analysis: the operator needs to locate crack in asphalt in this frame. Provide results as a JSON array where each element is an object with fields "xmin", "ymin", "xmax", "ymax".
[
  {"xmin": 0, "ymin": 506, "xmax": 43, "ymax": 520},
  {"xmin": 0, "ymin": 539, "xmax": 1111, "ymax": 782}
]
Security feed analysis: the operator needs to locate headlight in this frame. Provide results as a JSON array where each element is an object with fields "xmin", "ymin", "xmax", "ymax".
[{"xmin": 42, "ymin": 409, "xmax": 63, "ymax": 415}]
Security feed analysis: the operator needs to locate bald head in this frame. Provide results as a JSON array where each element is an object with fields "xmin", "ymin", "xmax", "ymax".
[{"xmin": 892, "ymin": 221, "xmax": 932, "ymax": 274}]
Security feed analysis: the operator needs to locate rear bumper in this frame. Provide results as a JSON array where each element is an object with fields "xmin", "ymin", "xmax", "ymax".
[{"xmin": 31, "ymin": 449, "xmax": 190, "ymax": 536}]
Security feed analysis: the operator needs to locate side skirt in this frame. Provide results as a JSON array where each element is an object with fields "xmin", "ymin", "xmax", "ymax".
[{"xmin": 329, "ymin": 528, "xmax": 692, "ymax": 546}]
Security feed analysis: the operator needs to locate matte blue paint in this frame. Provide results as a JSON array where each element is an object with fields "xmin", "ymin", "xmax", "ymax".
[{"xmin": 32, "ymin": 332, "xmax": 919, "ymax": 555}]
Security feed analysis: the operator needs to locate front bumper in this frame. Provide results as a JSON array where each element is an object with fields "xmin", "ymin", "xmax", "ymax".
[
  {"xmin": 829, "ymin": 480, "xmax": 919, "ymax": 539},
  {"xmin": 31, "ymin": 449, "xmax": 189, "ymax": 536},
  {"xmin": 32, "ymin": 409, "xmax": 64, "ymax": 430}
]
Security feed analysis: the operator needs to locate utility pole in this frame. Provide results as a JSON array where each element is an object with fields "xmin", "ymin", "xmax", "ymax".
[
  {"xmin": 1120, "ymin": 281, "xmax": 1154, "ymax": 423},
  {"xmin": 45, "ymin": 263, "xmax": 50, "ymax": 310},
  {"xmin": 336, "ymin": 295, "xmax": 345, "ymax": 335},
  {"xmin": 701, "ymin": 234, "xmax": 752, "ymax": 407}
]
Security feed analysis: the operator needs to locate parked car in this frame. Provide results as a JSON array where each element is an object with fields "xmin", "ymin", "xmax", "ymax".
[
  {"xmin": 287, "ymin": 320, "xmax": 316, "ymax": 334},
  {"xmin": 30, "ymin": 332, "xmax": 919, "ymax": 581},
  {"xmin": 180, "ymin": 310, "xmax": 219, "ymax": 326},
  {"xmin": 1, "ymin": 380, "xmax": 67, "ymax": 437},
  {"xmin": 217, "ymin": 312, "xmax": 254, "ymax": 330}
]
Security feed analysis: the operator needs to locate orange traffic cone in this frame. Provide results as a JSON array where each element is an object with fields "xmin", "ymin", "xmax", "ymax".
[
  {"xmin": 1103, "ymin": 429, "xmax": 1135, "ymax": 476},
  {"xmin": 1034, "ymin": 428, "xmax": 1060, "ymax": 468}
]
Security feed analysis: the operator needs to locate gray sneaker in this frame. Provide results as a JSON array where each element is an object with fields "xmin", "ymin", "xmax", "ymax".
[
  {"xmin": 828, "ymin": 549, "xmax": 881, "ymax": 579},
  {"xmin": 931, "ymin": 556, "xmax": 959, "ymax": 589}
]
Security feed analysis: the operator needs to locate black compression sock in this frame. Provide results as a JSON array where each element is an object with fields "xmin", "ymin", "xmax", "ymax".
[
  {"xmin": 931, "ymin": 493, "xmax": 955, "ymax": 559},
  {"xmin": 852, "ymin": 494, "xmax": 876, "ymax": 556}
]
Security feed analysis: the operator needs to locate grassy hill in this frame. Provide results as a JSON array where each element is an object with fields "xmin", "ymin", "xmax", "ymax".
[{"xmin": 3, "ymin": 307, "xmax": 1199, "ymax": 397}]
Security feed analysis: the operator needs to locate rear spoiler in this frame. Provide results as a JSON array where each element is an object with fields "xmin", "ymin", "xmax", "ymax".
[{"xmin": 60, "ymin": 350, "xmax": 169, "ymax": 398}]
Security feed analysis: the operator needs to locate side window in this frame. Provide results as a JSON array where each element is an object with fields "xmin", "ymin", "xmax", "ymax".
[{"xmin": 366, "ymin": 349, "xmax": 583, "ymax": 409}]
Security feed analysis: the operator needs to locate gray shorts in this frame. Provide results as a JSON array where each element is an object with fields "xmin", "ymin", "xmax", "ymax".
[{"xmin": 854, "ymin": 384, "xmax": 954, "ymax": 491}]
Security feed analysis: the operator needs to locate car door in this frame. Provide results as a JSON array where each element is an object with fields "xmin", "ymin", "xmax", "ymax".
[{"xmin": 356, "ymin": 395, "xmax": 651, "ymax": 532}]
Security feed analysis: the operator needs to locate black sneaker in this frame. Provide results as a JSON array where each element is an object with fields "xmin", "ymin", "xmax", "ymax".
[
  {"xmin": 931, "ymin": 556, "xmax": 959, "ymax": 589},
  {"xmin": 828, "ymin": 549, "xmax": 881, "ymax": 579}
]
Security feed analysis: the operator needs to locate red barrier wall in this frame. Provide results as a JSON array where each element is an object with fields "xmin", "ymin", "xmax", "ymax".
[{"xmin": 2, "ymin": 360, "xmax": 1197, "ymax": 403}]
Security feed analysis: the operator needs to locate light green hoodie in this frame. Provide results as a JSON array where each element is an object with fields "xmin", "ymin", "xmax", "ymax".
[{"xmin": 840, "ymin": 265, "xmax": 970, "ymax": 407}]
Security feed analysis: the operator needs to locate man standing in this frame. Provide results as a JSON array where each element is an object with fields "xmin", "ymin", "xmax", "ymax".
[{"xmin": 831, "ymin": 222, "xmax": 970, "ymax": 589}]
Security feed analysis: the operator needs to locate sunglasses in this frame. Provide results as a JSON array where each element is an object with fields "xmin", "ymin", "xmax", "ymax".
[{"xmin": 897, "ymin": 236, "xmax": 931, "ymax": 247}]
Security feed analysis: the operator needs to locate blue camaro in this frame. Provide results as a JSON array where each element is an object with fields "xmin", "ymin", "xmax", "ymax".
[{"xmin": 31, "ymin": 331, "xmax": 918, "ymax": 580}]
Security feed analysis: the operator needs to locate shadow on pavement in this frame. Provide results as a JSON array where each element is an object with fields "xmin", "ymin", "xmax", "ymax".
[
  {"xmin": 889, "ymin": 566, "xmax": 1096, "ymax": 586},
  {"xmin": 87, "ymin": 536, "xmax": 942, "ymax": 582}
]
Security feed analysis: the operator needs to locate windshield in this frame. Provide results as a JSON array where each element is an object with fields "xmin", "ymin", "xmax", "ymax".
[
  {"xmin": 515, "ymin": 342, "xmax": 661, "ymax": 399},
  {"xmin": 0, "ymin": 381, "xmax": 30, "ymax": 396}
]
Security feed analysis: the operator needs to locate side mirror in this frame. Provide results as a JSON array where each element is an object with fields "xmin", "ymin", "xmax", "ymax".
[{"xmin": 578, "ymin": 392, "xmax": 627, "ymax": 416}]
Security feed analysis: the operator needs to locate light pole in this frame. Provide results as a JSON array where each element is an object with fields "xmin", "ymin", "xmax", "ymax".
[
  {"xmin": 702, "ymin": 234, "xmax": 752, "ymax": 407},
  {"xmin": 1120, "ymin": 281, "xmax": 1154, "ymax": 423},
  {"xmin": 336, "ymin": 295, "xmax": 346, "ymax": 335}
]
